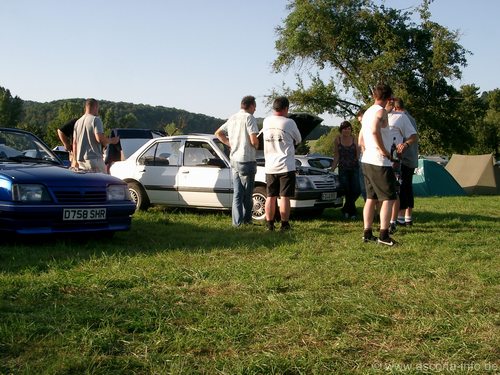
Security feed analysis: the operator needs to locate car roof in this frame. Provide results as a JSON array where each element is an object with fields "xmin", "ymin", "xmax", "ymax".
[
  {"xmin": 153, "ymin": 133, "xmax": 217, "ymax": 141},
  {"xmin": 111, "ymin": 128, "xmax": 164, "ymax": 138}
]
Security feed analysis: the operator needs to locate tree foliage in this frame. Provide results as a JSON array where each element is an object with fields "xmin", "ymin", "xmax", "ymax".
[
  {"xmin": 45, "ymin": 101, "xmax": 82, "ymax": 148},
  {"xmin": 476, "ymin": 89, "xmax": 500, "ymax": 156},
  {"xmin": 0, "ymin": 87, "xmax": 23, "ymax": 127},
  {"xmin": 272, "ymin": 0, "xmax": 474, "ymax": 154},
  {"xmin": 164, "ymin": 121, "xmax": 183, "ymax": 136},
  {"xmin": 19, "ymin": 98, "xmax": 225, "ymax": 145}
]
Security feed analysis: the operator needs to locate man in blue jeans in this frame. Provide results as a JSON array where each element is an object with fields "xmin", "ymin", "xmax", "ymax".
[{"xmin": 215, "ymin": 96, "xmax": 259, "ymax": 226}]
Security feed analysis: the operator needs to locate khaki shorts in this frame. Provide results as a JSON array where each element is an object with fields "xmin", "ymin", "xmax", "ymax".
[
  {"xmin": 362, "ymin": 163, "xmax": 397, "ymax": 201},
  {"xmin": 78, "ymin": 158, "xmax": 106, "ymax": 173}
]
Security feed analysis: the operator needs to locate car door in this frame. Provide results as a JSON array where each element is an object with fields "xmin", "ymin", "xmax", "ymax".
[
  {"xmin": 177, "ymin": 140, "xmax": 232, "ymax": 208},
  {"xmin": 136, "ymin": 140, "xmax": 181, "ymax": 205}
]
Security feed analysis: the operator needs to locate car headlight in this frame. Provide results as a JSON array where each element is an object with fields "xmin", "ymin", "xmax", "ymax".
[
  {"xmin": 296, "ymin": 176, "xmax": 313, "ymax": 190},
  {"xmin": 107, "ymin": 184, "xmax": 131, "ymax": 201},
  {"xmin": 12, "ymin": 184, "xmax": 51, "ymax": 202}
]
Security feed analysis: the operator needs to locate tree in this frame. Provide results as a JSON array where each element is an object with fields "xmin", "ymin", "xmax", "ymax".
[
  {"xmin": 0, "ymin": 86, "xmax": 23, "ymax": 127},
  {"xmin": 45, "ymin": 101, "xmax": 82, "ymax": 148},
  {"xmin": 309, "ymin": 128, "xmax": 336, "ymax": 156},
  {"xmin": 164, "ymin": 121, "xmax": 183, "ymax": 136},
  {"xmin": 100, "ymin": 106, "xmax": 119, "ymax": 132},
  {"xmin": 120, "ymin": 113, "xmax": 139, "ymax": 128},
  {"xmin": 272, "ymin": 0, "xmax": 470, "ymax": 154},
  {"xmin": 479, "ymin": 89, "xmax": 500, "ymax": 157},
  {"xmin": 164, "ymin": 116, "xmax": 188, "ymax": 136}
]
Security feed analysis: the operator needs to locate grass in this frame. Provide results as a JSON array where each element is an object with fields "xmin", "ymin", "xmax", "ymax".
[{"xmin": 1, "ymin": 196, "xmax": 499, "ymax": 374}]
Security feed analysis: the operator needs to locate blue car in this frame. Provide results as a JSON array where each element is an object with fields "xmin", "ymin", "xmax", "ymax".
[{"xmin": 0, "ymin": 127, "xmax": 136, "ymax": 236}]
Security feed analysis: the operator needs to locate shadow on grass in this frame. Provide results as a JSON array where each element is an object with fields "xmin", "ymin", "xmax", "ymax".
[
  {"xmin": 0, "ymin": 208, "xmax": 293, "ymax": 274},
  {"xmin": 1, "ymin": 202, "xmax": 497, "ymax": 274}
]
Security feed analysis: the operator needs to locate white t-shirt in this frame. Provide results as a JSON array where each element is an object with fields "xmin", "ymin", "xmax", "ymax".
[
  {"xmin": 262, "ymin": 115, "xmax": 302, "ymax": 174},
  {"xmin": 388, "ymin": 111, "xmax": 416, "ymax": 145},
  {"xmin": 360, "ymin": 104, "xmax": 392, "ymax": 167},
  {"xmin": 219, "ymin": 109, "xmax": 259, "ymax": 163}
]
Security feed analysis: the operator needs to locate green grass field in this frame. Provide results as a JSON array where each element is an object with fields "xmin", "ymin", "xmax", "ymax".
[{"xmin": 1, "ymin": 196, "xmax": 499, "ymax": 374}]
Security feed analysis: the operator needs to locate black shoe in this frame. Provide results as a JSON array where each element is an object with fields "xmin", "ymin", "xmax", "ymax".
[
  {"xmin": 389, "ymin": 222, "xmax": 398, "ymax": 234},
  {"xmin": 362, "ymin": 234, "xmax": 378, "ymax": 243},
  {"xmin": 280, "ymin": 222, "xmax": 291, "ymax": 232},
  {"xmin": 265, "ymin": 221, "xmax": 275, "ymax": 231},
  {"xmin": 377, "ymin": 237, "xmax": 397, "ymax": 246},
  {"xmin": 405, "ymin": 220, "xmax": 413, "ymax": 226}
]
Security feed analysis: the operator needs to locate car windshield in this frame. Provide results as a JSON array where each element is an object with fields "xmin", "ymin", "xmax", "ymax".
[
  {"xmin": 0, "ymin": 129, "xmax": 60, "ymax": 164},
  {"xmin": 308, "ymin": 158, "xmax": 332, "ymax": 169}
]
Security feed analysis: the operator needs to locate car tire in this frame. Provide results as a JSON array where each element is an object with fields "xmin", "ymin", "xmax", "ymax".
[
  {"xmin": 128, "ymin": 182, "xmax": 150, "ymax": 211},
  {"xmin": 252, "ymin": 186, "xmax": 267, "ymax": 221}
]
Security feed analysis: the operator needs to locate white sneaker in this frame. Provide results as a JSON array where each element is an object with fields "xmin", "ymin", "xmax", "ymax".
[{"xmin": 377, "ymin": 237, "xmax": 397, "ymax": 246}]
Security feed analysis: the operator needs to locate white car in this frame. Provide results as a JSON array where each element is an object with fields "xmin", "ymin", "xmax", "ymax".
[{"xmin": 110, "ymin": 134, "xmax": 343, "ymax": 220}]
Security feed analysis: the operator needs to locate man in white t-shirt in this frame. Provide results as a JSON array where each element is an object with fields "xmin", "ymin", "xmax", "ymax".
[
  {"xmin": 215, "ymin": 95, "xmax": 259, "ymax": 227},
  {"xmin": 262, "ymin": 96, "xmax": 302, "ymax": 231},
  {"xmin": 385, "ymin": 99, "xmax": 418, "ymax": 233},
  {"xmin": 394, "ymin": 98, "xmax": 419, "ymax": 227},
  {"xmin": 359, "ymin": 83, "xmax": 397, "ymax": 246}
]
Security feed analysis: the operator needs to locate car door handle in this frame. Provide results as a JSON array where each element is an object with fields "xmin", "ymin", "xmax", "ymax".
[{"xmin": 182, "ymin": 170, "xmax": 190, "ymax": 174}]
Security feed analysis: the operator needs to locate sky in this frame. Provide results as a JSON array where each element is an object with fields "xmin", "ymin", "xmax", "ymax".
[{"xmin": 1, "ymin": 0, "xmax": 499, "ymax": 126}]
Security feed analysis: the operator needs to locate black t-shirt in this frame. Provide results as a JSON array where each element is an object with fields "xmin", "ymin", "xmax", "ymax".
[{"xmin": 59, "ymin": 118, "xmax": 78, "ymax": 137}]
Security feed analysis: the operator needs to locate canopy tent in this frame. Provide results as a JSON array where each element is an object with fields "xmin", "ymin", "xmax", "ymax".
[
  {"xmin": 445, "ymin": 154, "xmax": 499, "ymax": 195},
  {"xmin": 412, "ymin": 159, "xmax": 466, "ymax": 197}
]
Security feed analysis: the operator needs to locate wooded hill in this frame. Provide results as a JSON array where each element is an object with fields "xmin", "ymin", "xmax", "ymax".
[
  {"xmin": 22, "ymin": 99, "xmax": 224, "ymax": 134},
  {"xmin": 21, "ymin": 98, "xmax": 331, "ymax": 143}
]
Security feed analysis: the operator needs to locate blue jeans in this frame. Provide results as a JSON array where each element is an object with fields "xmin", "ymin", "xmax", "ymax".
[
  {"xmin": 339, "ymin": 167, "xmax": 361, "ymax": 216},
  {"xmin": 232, "ymin": 161, "xmax": 257, "ymax": 226}
]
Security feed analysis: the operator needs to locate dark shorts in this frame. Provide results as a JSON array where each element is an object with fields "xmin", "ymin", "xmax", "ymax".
[
  {"xmin": 266, "ymin": 171, "xmax": 296, "ymax": 197},
  {"xmin": 362, "ymin": 163, "xmax": 397, "ymax": 201},
  {"xmin": 392, "ymin": 161, "xmax": 401, "ymax": 194}
]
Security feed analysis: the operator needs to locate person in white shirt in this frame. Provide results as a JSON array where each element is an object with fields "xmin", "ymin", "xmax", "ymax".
[
  {"xmin": 73, "ymin": 98, "xmax": 119, "ymax": 173},
  {"xmin": 262, "ymin": 97, "xmax": 302, "ymax": 231},
  {"xmin": 215, "ymin": 95, "xmax": 259, "ymax": 227},
  {"xmin": 394, "ymin": 98, "xmax": 419, "ymax": 226},
  {"xmin": 359, "ymin": 84, "xmax": 397, "ymax": 246},
  {"xmin": 385, "ymin": 98, "xmax": 418, "ymax": 233}
]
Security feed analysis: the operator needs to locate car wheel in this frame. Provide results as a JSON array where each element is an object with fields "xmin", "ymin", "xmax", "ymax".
[
  {"xmin": 252, "ymin": 186, "xmax": 267, "ymax": 221},
  {"xmin": 128, "ymin": 182, "xmax": 150, "ymax": 211}
]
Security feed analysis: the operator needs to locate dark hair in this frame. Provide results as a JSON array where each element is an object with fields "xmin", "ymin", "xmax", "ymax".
[
  {"xmin": 272, "ymin": 96, "xmax": 289, "ymax": 112},
  {"xmin": 372, "ymin": 83, "xmax": 393, "ymax": 101},
  {"xmin": 393, "ymin": 97, "xmax": 405, "ymax": 110},
  {"xmin": 339, "ymin": 121, "xmax": 352, "ymax": 132},
  {"xmin": 240, "ymin": 95, "xmax": 256, "ymax": 110}
]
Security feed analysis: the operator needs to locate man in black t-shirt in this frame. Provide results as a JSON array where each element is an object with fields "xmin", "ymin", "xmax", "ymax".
[
  {"xmin": 57, "ymin": 118, "xmax": 78, "ymax": 152},
  {"xmin": 57, "ymin": 118, "xmax": 78, "ymax": 167}
]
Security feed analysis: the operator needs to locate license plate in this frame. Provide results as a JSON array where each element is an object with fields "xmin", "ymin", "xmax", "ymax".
[
  {"xmin": 321, "ymin": 192, "xmax": 337, "ymax": 201},
  {"xmin": 63, "ymin": 208, "xmax": 106, "ymax": 221}
]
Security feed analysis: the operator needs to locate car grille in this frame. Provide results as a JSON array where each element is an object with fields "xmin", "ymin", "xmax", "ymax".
[
  {"xmin": 313, "ymin": 180, "xmax": 335, "ymax": 189},
  {"xmin": 53, "ymin": 189, "xmax": 107, "ymax": 203},
  {"xmin": 310, "ymin": 175, "xmax": 337, "ymax": 190}
]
